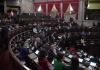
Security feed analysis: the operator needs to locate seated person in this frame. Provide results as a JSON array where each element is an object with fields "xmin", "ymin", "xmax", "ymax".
[
  {"xmin": 71, "ymin": 55, "xmax": 79, "ymax": 70},
  {"xmin": 54, "ymin": 52, "xmax": 71, "ymax": 70},
  {"xmin": 47, "ymin": 45, "xmax": 56, "ymax": 63},
  {"xmin": 38, "ymin": 49, "xmax": 53, "ymax": 70},
  {"xmin": 18, "ymin": 48, "xmax": 29, "ymax": 61}
]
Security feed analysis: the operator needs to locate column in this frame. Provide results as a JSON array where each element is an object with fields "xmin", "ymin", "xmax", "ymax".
[
  {"xmin": 60, "ymin": 1, "xmax": 63, "ymax": 18},
  {"xmin": 21, "ymin": 0, "xmax": 34, "ymax": 13},
  {"xmin": 78, "ymin": 0, "xmax": 85, "ymax": 24},
  {"xmin": 4, "ymin": 0, "xmax": 7, "ymax": 13},
  {"xmin": 46, "ymin": 0, "xmax": 48, "ymax": 15}
]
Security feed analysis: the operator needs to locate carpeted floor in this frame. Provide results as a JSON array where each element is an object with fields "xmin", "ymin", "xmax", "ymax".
[{"xmin": 0, "ymin": 50, "xmax": 14, "ymax": 70}]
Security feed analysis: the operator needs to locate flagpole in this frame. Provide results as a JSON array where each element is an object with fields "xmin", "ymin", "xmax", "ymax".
[
  {"xmin": 46, "ymin": 0, "xmax": 48, "ymax": 16},
  {"xmin": 4, "ymin": 0, "xmax": 7, "ymax": 14},
  {"xmin": 33, "ymin": 0, "xmax": 35, "ymax": 14},
  {"xmin": 60, "ymin": 0, "xmax": 63, "ymax": 18}
]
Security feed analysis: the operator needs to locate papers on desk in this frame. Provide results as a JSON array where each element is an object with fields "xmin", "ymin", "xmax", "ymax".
[
  {"xmin": 79, "ymin": 58, "xmax": 83, "ymax": 63},
  {"xmin": 77, "ymin": 52, "xmax": 81, "ymax": 55},
  {"xmin": 28, "ymin": 53, "xmax": 37, "ymax": 59},
  {"xmin": 65, "ymin": 57, "xmax": 71, "ymax": 62},
  {"xmin": 33, "ymin": 28, "xmax": 38, "ymax": 33},
  {"xmin": 58, "ymin": 36, "xmax": 62, "ymax": 39},
  {"xmin": 79, "ymin": 54, "xmax": 82, "ymax": 57},
  {"xmin": 90, "ymin": 62, "xmax": 96, "ymax": 67},
  {"xmin": 63, "ymin": 51, "xmax": 66, "ymax": 54},
  {"xmin": 99, "ymin": 58, "xmax": 100, "ymax": 61},
  {"xmin": 79, "ymin": 64, "xmax": 86, "ymax": 69},
  {"xmin": 21, "ymin": 61, "xmax": 26, "ymax": 65},
  {"xmin": 84, "ymin": 53, "xmax": 87, "ymax": 56},
  {"xmin": 68, "ymin": 55, "xmax": 73, "ymax": 58},
  {"xmin": 58, "ymin": 48, "xmax": 61, "ymax": 51},
  {"xmin": 80, "ymin": 50, "xmax": 84, "ymax": 53},
  {"xmin": 85, "ymin": 58, "xmax": 90, "ymax": 61},
  {"xmin": 35, "ymin": 50, "xmax": 39, "ymax": 55},
  {"xmin": 34, "ymin": 58, "xmax": 38, "ymax": 63},
  {"xmin": 89, "ymin": 56, "xmax": 94, "ymax": 59},
  {"xmin": 31, "ymin": 47, "xmax": 34, "ymax": 50}
]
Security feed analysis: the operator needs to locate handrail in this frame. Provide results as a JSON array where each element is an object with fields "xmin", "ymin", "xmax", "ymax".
[
  {"xmin": 7, "ymin": 21, "xmax": 100, "ymax": 70},
  {"xmin": 9, "ymin": 30, "xmax": 32, "ymax": 70}
]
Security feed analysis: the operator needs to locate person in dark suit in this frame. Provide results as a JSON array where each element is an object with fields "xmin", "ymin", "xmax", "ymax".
[
  {"xmin": 47, "ymin": 44, "xmax": 56, "ymax": 63},
  {"xmin": 38, "ymin": 49, "xmax": 52, "ymax": 70},
  {"xmin": 71, "ymin": 55, "xmax": 79, "ymax": 70}
]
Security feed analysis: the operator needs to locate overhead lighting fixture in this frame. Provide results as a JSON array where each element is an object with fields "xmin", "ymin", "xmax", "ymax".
[
  {"xmin": 69, "ymin": 4, "xmax": 74, "ymax": 14},
  {"xmin": 86, "ymin": 15, "xmax": 88, "ymax": 20},
  {"xmin": 11, "ymin": 11, "xmax": 14, "ymax": 16},
  {"xmin": 66, "ymin": 3, "xmax": 74, "ymax": 14},
  {"xmin": 87, "ymin": 4, "xmax": 90, "ymax": 9},
  {"xmin": 37, "ymin": 5, "xmax": 42, "ymax": 12},
  {"xmin": 69, "ymin": 4, "xmax": 73, "ymax": 12},
  {"xmin": 51, "ymin": 4, "xmax": 58, "ymax": 12}
]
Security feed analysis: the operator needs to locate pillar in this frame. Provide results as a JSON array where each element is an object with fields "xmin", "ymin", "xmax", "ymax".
[
  {"xmin": 21, "ymin": 0, "xmax": 34, "ymax": 13},
  {"xmin": 60, "ymin": 1, "xmax": 63, "ymax": 18},
  {"xmin": 46, "ymin": 2, "xmax": 48, "ymax": 15},
  {"xmin": 78, "ymin": 0, "xmax": 85, "ymax": 25},
  {"xmin": 4, "ymin": 0, "xmax": 7, "ymax": 14}
]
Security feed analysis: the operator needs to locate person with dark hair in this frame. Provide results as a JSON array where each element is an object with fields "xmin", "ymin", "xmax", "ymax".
[
  {"xmin": 47, "ymin": 44, "xmax": 56, "ymax": 63},
  {"xmin": 18, "ymin": 48, "xmax": 29, "ymax": 61},
  {"xmin": 54, "ymin": 52, "xmax": 71, "ymax": 70},
  {"xmin": 71, "ymin": 55, "xmax": 79, "ymax": 70},
  {"xmin": 38, "ymin": 49, "xmax": 52, "ymax": 70}
]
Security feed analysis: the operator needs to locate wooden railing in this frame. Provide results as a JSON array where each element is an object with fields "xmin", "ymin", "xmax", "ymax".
[{"xmin": 9, "ymin": 30, "xmax": 33, "ymax": 70}]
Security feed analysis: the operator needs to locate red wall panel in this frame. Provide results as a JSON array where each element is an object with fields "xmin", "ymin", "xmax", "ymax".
[
  {"xmin": 34, "ymin": 2, "xmax": 46, "ymax": 15},
  {"xmin": 34, "ymin": 0, "xmax": 79, "ymax": 18},
  {"xmin": 48, "ymin": 3, "xmax": 53, "ymax": 14}
]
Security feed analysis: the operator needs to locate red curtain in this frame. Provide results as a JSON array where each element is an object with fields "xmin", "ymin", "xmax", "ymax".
[
  {"xmin": 71, "ymin": 3, "xmax": 79, "ymax": 19},
  {"xmin": 55, "ymin": 2, "xmax": 60, "ymax": 16},
  {"xmin": 64, "ymin": 0, "xmax": 79, "ymax": 2},
  {"xmin": 34, "ymin": 3, "xmax": 39, "ymax": 12},
  {"xmin": 34, "ymin": 0, "xmax": 79, "ymax": 18},
  {"xmin": 48, "ymin": 3, "xmax": 53, "ymax": 14},
  {"xmin": 63, "ymin": 1, "xmax": 79, "ymax": 19},
  {"xmin": 63, "ymin": 2, "xmax": 69, "ymax": 14},
  {"xmin": 71, "ymin": 3, "xmax": 79, "ymax": 14},
  {"xmin": 41, "ymin": 2, "xmax": 46, "ymax": 15},
  {"xmin": 34, "ymin": 2, "xmax": 46, "ymax": 15}
]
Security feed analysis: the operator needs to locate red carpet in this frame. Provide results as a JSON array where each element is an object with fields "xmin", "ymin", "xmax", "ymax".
[{"xmin": 0, "ymin": 50, "xmax": 14, "ymax": 70}]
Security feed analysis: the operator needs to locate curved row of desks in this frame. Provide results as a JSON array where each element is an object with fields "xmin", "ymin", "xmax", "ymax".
[
  {"xmin": 9, "ymin": 30, "xmax": 34, "ymax": 70},
  {"xmin": 8, "ymin": 23, "xmax": 100, "ymax": 70}
]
